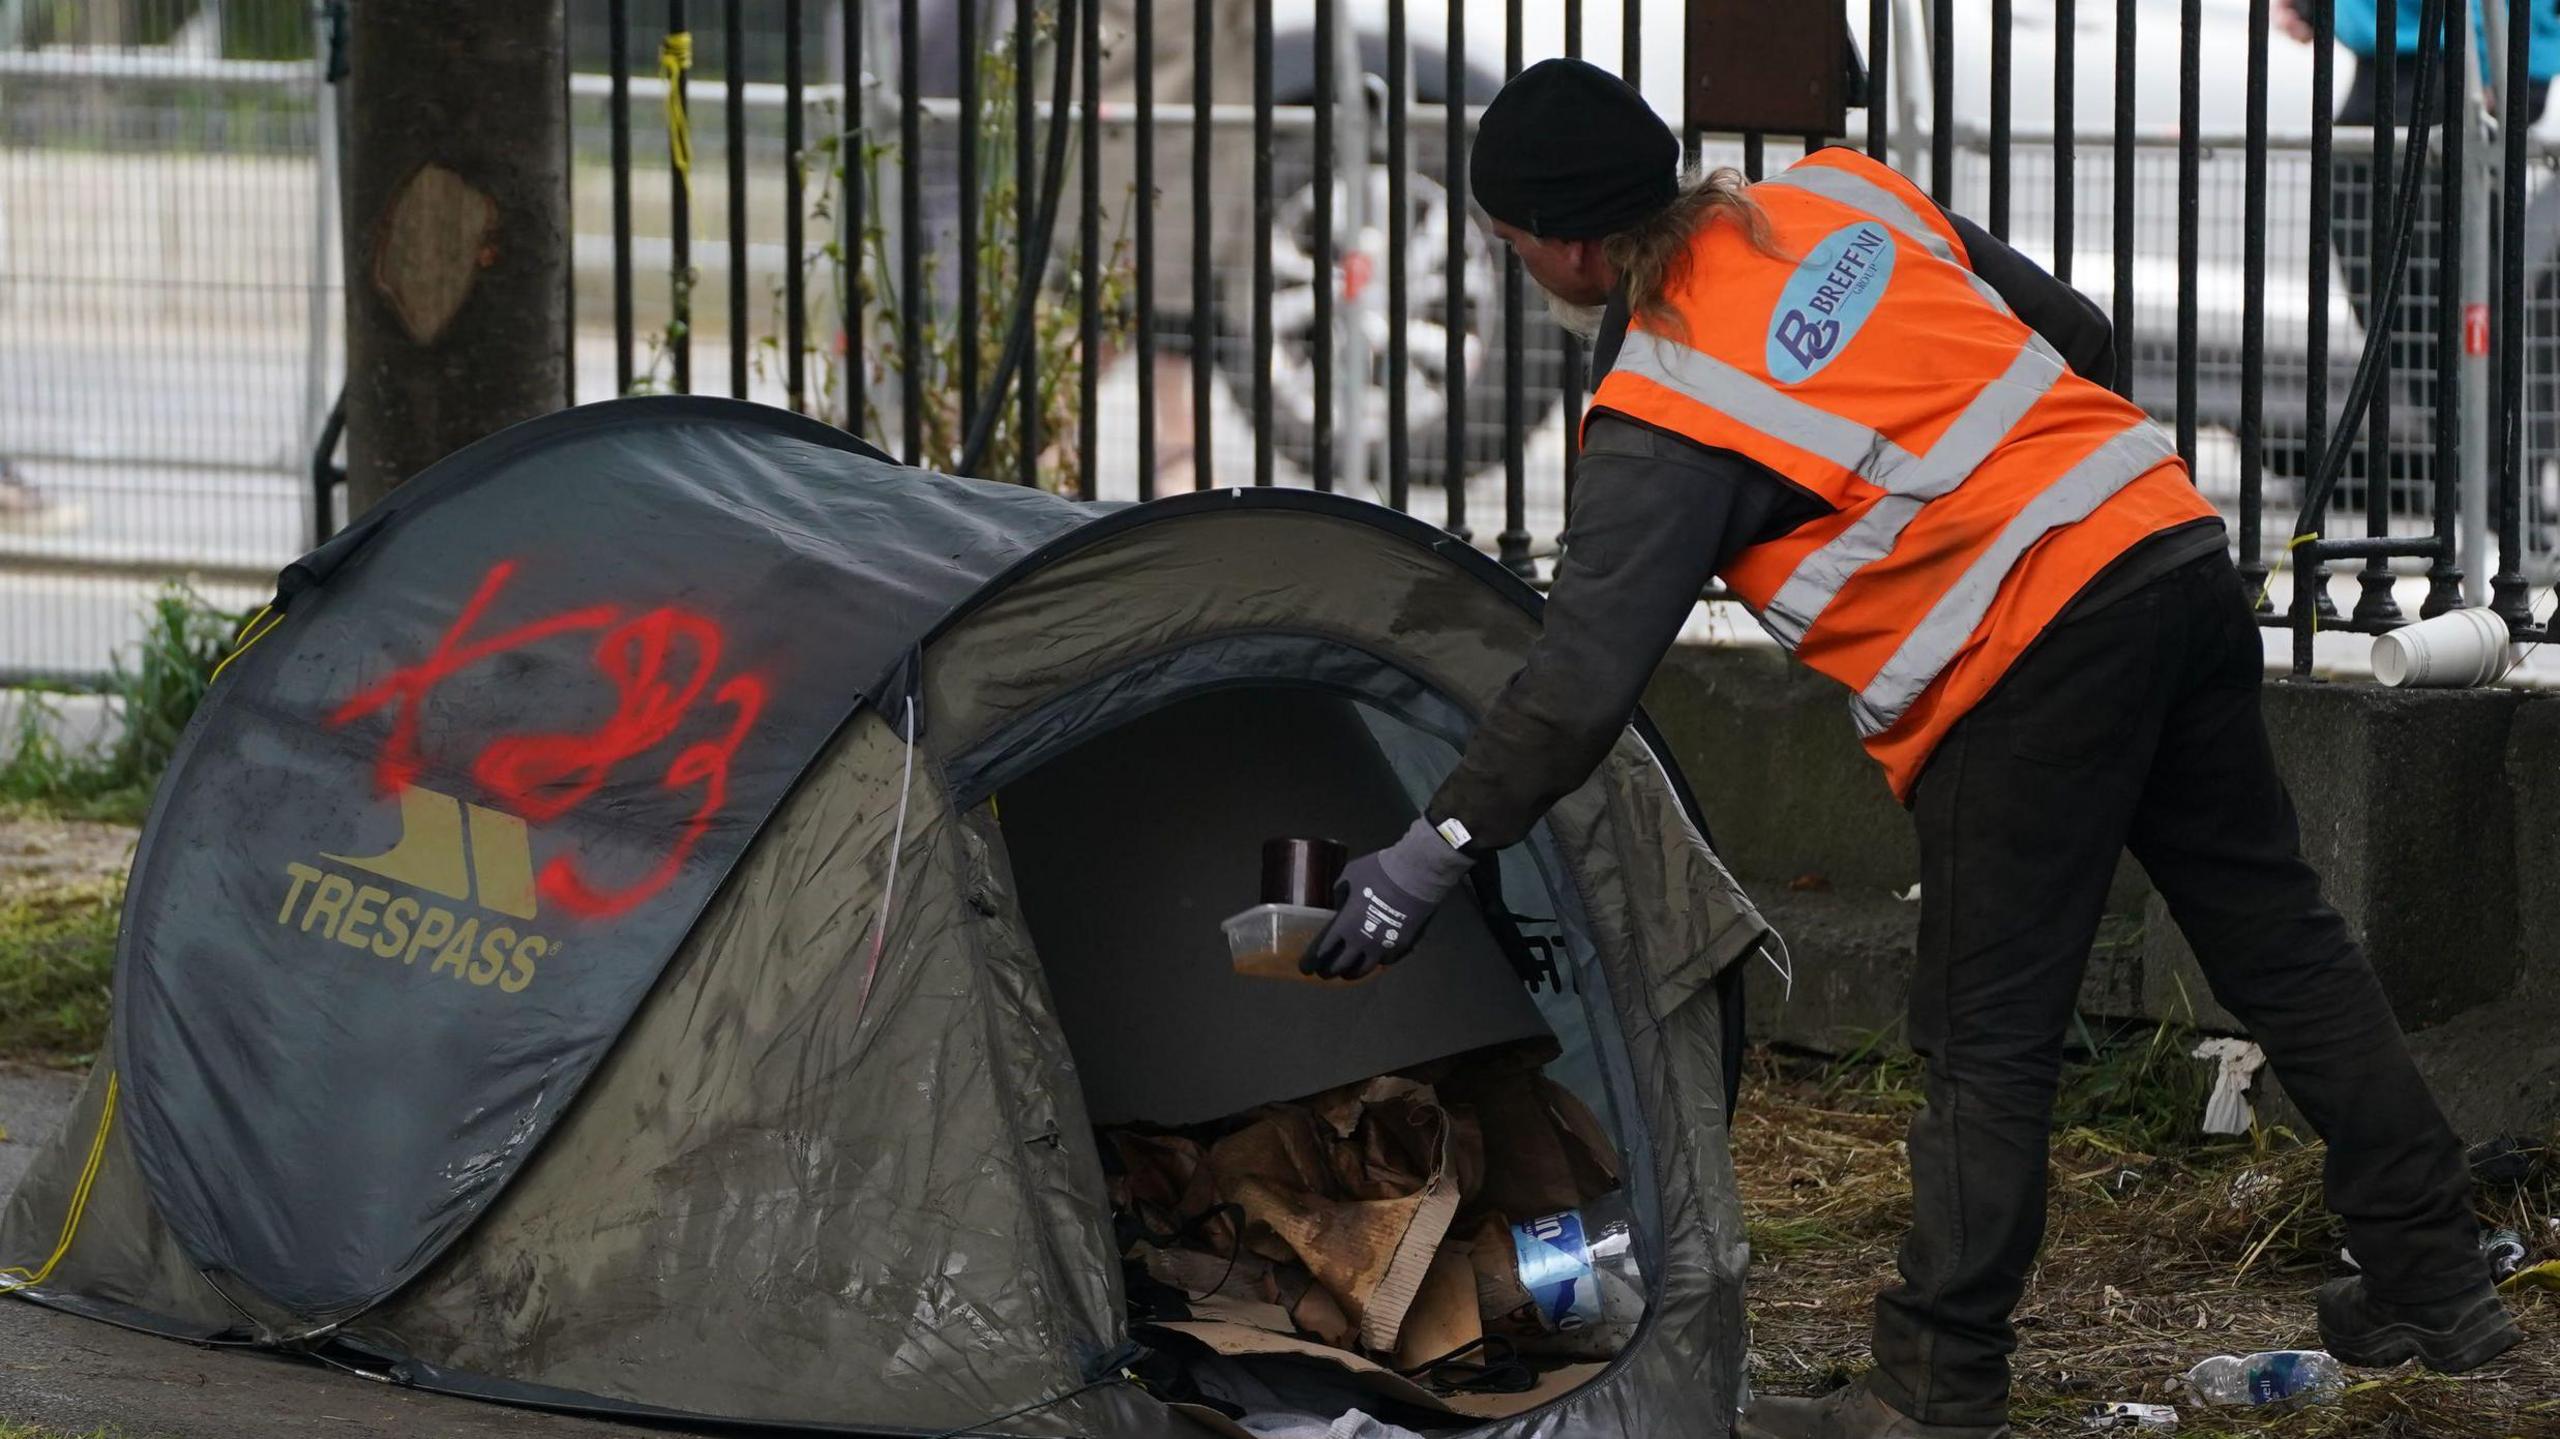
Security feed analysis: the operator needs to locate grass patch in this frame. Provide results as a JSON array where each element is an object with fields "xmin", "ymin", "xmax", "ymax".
[
  {"xmin": 0, "ymin": 693, "xmax": 151, "ymax": 822},
  {"xmin": 0, "ymin": 788, "xmax": 153, "ymax": 829},
  {"xmin": 0, "ymin": 1422, "xmax": 120, "ymax": 1439},
  {"xmin": 1742, "ymin": 1041, "xmax": 2560, "ymax": 1436},
  {"xmin": 1, "ymin": 584, "xmax": 248, "ymax": 825},
  {"xmin": 2053, "ymin": 1012, "xmax": 2218, "ymax": 1159},
  {"xmin": 0, "ymin": 584, "xmax": 228, "ymax": 1062},
  {"xmin": 0, "ymin": 877, "xmax": 123, "ymax": 1066},
  {"xmin": 1808, "ymin": 1000, "xmax": 2218, "ymax": 1159}
]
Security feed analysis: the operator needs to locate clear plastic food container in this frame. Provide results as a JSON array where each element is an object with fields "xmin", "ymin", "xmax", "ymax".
[{"xmin": 1221, "ymin": 902, "xmax": 1373, "ymax": 984}]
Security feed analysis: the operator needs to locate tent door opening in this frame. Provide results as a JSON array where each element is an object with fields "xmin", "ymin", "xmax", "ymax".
[
  {"xmin": 994, "ymin": 685, "xmax": 1565, "ymax": 1129},
  {"xmin": 989, "ymin": 685, "xmax": 1638, "ymax": 1431}
]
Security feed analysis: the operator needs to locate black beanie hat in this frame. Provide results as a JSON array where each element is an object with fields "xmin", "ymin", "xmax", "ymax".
[{"xmin": 1469, "ymin": 58, "xmax": 1679, "ymax": 240}]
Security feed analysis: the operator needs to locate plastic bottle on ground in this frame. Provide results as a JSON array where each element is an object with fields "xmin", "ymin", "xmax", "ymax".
[
  {"xmin": 2182, "ymin": 1350, "xmax": 2346, "ymax": 1408},
  {"xmin": 1507, "ymin": 1195, "xmax": 1646, "ymax": 1360}
]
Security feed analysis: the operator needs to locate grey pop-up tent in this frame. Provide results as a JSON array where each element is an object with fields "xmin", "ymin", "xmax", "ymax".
[{"xmin": 1, "ymin": 397, "xmax": 1768, "ymax": 1437}]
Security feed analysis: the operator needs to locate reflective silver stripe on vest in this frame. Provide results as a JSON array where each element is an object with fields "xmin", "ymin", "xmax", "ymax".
[
  {"xmin": 1759, "ymin": 164, "xmax": 1957, "ymax": 264},
  {"xmin": 1761, "ymin": 159, "xmax": 2021, "ymax": 334},
  {"xmin": 1846, "ymin": 423, "xmax": 2182, "ymax": 737},
  {"xmin": 1761, "ymin": 163, "xmax": 2018, "ymax": 317},
  {"xmin": 1759, "ymin": 336, "xmax": 2069, "ymax": 646},
  {"xmin": 1612, "ymin": 331, "xmax": 1922, "ymax": 486}
]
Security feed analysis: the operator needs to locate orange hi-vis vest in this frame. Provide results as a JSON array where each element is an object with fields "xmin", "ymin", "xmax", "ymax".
[{"xmin": 1587, "ymin": 147, "xmax": 2218, "ymax": 800}]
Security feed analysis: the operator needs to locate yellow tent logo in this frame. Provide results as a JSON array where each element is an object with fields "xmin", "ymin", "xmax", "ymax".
[
  {"xmin": 326, "ymin": 785, "xmax": 539, "ymax": 920},
  {"xmin": 276, "ymin": 785, "xmax": 557, "ymax": 994}
]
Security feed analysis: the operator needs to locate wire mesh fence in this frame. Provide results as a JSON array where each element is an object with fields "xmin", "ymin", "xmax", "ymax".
[
  {"xmin": 11, "ymin": 0, "xmax": 2560, "ymax": 686},
  {"xmin": 0, "ymin": 4, "xmax": 336, "ymax": 686},
  {"xmin": 565, "ymin": 0, "xmax": 2560, "ymax": 659}
]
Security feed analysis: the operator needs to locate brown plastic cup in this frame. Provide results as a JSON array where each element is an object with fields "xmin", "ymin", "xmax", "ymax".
[{"xmin": 1261, "ymin": 837, "xmax": 1347, "ymax": 908}]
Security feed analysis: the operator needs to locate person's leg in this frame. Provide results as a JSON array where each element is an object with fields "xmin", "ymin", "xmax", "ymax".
[
  {"xmin": 2124, "ymin": 558, "xmax": 2483, "ymax": 1303},
  {"xmin": 1864, "ymin": 591, "xmax": 2169, "ymax": 1428}
]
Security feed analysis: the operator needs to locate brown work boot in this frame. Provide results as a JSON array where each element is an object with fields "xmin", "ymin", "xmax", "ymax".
[{"xmin": 1738, "ymin": 1381, "xmax": 2011, "ymax": 1439}]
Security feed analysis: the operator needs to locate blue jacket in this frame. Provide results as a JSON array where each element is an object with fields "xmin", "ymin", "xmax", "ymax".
[{"xmin": 2334, "ymin": 0, "xmax": 2560, "ymax": 83}]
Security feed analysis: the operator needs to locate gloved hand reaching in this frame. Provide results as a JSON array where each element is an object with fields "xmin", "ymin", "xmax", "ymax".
[{"xmin": 1300, "ymin": 818, "xmax": 1476, "ymax": 980}]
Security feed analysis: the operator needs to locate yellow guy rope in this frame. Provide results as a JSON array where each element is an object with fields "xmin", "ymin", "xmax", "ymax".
[
  {"xmin": 661, "ymin": 31, "xmax": 695, "ymax": 198},
  {"xmin": 0, "ymin": 1072, "xmax": 120, "ymax": 1297},
  {"xmin": 207, "ymin": 603, "xmax": 283, "ymax": 687}
]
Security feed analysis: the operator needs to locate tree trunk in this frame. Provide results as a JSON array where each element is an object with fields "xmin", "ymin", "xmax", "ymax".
[{"xmin": 342, "ymin": 0, "xmax": 569, "ymax": 515}]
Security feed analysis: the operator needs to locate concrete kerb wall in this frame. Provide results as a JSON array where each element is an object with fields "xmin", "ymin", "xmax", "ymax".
[
  {"xmin": 2140, "ymin": 686, "xmax": 2524, "ymax": 1033},
  {"xmin": 1643, "ymin": 642, "xmax": 2560, "ymax": 1139},
  {"xmin": 0, "ymin": 689, "xmax": 123, "ymax": 765},
  {"xmin": 2514, "ymin": 700, "xmax": 2560, "ymax": 1017}
]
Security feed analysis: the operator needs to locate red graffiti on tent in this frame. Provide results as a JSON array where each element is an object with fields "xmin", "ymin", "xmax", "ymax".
[{"xmin": 327, "ymin": 560, "xmax": 767, "ymax": 920}]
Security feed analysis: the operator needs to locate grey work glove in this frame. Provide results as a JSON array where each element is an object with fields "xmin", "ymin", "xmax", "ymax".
[{"xmin": 1300, "ymin": 818, "xmax": 1476, "ymax": 981}]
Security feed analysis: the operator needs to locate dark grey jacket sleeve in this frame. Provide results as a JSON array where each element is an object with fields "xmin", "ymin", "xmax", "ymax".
[
  {"xmin": 1424, "ymin": 419, "xmax": 1824, "ymax": 851},
  {"xmin": 1945, "ymin": 211, "xmax": 2117, "ymax": 387}
]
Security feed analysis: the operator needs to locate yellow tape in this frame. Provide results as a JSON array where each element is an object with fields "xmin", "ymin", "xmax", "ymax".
[
  {"xmin": 0, "ymin": 1072, "xmax": 119, "ymax": 1296},
  {"xmin": 661, "ymin": 31, "xmax": 695, "ymax": 198},
  {"xmin": 2257, "ymin": 532, "xmax": 2322, "ymax": 635}
]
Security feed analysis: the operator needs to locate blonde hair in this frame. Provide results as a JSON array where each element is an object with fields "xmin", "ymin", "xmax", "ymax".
[{"xmin": 1601, "ymin": 167, "xmax": 1782, "ymax": 339}]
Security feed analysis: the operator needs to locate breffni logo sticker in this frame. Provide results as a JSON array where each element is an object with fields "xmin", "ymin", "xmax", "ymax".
[{"xmin": 1766, "ymin": 222, "xmax": 1896, "ymax": 384}]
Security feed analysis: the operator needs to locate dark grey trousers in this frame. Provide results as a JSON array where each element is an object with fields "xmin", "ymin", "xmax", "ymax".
[{"xmin": 1865, "ymin": 552, "xmax": 2485, "ymax": 1427}]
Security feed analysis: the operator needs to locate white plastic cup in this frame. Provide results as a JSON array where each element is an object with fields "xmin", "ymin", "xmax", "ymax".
[{"xmin": 2371, "ymin": 607, "xmax": 2519, "ymax": 689}]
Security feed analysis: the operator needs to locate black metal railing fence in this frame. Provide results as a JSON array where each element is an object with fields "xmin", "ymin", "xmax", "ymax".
[{"xmin": 573, "ymin": 0, "xmax": 2560, "ymax": 672}]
